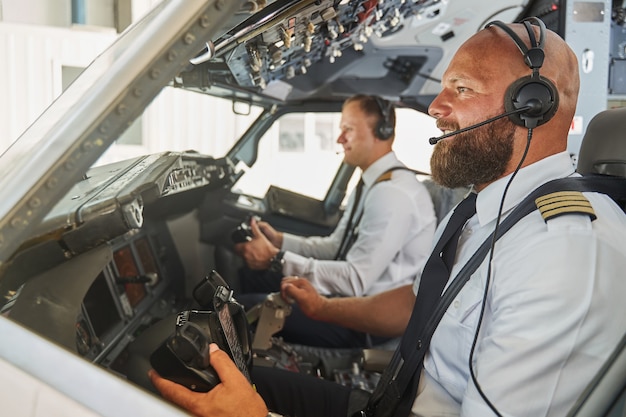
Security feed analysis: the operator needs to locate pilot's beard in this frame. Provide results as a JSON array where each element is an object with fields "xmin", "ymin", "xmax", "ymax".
[{"xmin": 430, "ymin": 117, "xmax": 515, "ymax": 189}]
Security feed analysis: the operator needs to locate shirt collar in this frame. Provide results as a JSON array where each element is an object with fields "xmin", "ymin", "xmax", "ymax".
[
  {"xmin": 476, "ymin": 151, "xmax": 576, "ymax": 226},
  {"xmin": 360, "ymin": 151, "xmax": 401, "ymax": 187}
]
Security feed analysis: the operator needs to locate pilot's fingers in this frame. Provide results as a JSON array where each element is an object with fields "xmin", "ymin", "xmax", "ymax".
[
  {"xmin": 280, "ymin": 277, "xmax": 327, "ymax": 319},
  {"xmin": 281, "ymin": 276, "xmax": 315, "ymax": 303},
  {"xmin": 282, "ymin": 275, "xmax": 314, "ymax": 291},
  {"xmin": 233, "ymin": 242, "xmax": 245, "ymax": 255},
  {"xmin": 207, "ymin": 343, "xmax": 249, "ymax": 386},
  {"xmin": 207, "ymin": 344, "xmax": 269, "ymax": 417},
  {"xmin": 257, "ymin": 221, "xmax": 273, "ymax": 236},
  {"xmin": 276, "ymin": 276, "xmax": 300, "ymax": 303},
  {"xmin": 249, "ymin": 217, "xmax": 264, "ymax": 238},
  {"xmin": 148, "ymin": 369, "xmax": 200, "ymax": 411}
]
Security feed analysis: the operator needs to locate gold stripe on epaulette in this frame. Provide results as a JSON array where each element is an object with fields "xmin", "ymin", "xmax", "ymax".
[
  {"xmin": 535, "ymin": 191, "xmax": 597, "ymax": 222},
  {"xmin": 375, "ymin": 172, "xmax": 394, "ymax": 183}
]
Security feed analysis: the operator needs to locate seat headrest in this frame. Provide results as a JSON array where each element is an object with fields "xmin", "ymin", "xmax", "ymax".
[{"xmin": 577, "ymin": 107, "xmax": 626, "ymax": 177}]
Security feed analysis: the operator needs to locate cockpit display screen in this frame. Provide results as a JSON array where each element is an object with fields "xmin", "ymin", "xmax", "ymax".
[
  {"xmin": 83, "ymin": 272, "xmax": 121, "ymax": 338},
  {"xmin": 113, "ymin": 246, "xmax": 146, "ymax": 308}
]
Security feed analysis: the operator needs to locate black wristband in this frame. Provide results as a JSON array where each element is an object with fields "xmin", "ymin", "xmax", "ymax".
[{"xmin": 268, "ymin": 250, "xmax": 285, "ymax": 274}]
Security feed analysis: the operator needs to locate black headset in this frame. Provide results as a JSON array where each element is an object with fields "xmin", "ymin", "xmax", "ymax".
[
  {"xmin": 485, "ymin": 17, "xmax": 559, "ymax": 129},
  {"xmin": 373, "ymin": 96, "xmax": 395, "ymax": 140}
]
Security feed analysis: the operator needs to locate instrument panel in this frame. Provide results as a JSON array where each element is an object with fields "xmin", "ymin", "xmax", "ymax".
[
  {"xmin": 74, "ymin": 229, "xmax": 184, "ymax": 373},
  {"xmin": 0, "ymin": 152, "xmax": 227, "ymax": 376},
  {"xmin": 213, "ymin": 0, "xmax": 443, "ymax": 87},
  {"xmin": 180, "ymin": 0, "xmax": 448, "ymax": 102}
]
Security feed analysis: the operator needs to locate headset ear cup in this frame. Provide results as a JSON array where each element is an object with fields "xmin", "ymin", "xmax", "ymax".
[
  {"xmin": 373, "ymin": 96, "xmax": 394, "ymax": 140},
  {"xmin": 376, "ymin": 119, "xmax": 394, "ymax": 140},
  {"xmin": 504, "ymin": 75, "xmax": 559, "ymax": 128}
]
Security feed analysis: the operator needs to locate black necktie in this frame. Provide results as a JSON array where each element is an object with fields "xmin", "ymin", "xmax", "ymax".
[
  {"xmin": 335, "ymin": 178, "xmax": 365, "ymax": 260},
  {"xmin": 403, "ymin": 191, "xmax": 478, "ymax": 355}
]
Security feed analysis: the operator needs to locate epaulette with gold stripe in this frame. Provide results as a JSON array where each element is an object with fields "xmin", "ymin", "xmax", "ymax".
[
  {"xmin": 375, "ymin": 171, "xmax": 394, "ymax": 183},
  {"xmin": 535, "ymin": 191, "xmax": 597, "ymax": 222},
  {"xmin": 374, "ymin": 166, "xmax": 427, "ymax": 184}
]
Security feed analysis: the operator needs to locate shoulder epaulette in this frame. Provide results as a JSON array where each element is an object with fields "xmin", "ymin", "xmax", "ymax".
[
  {"xmin": 375, "ymin": 171, "xmax": 394, "ymax": 183},
  {"xmin": 374, "ymin": 166, "xmax": 428, "ymax": 184},
  {"xmin": 534, "ymin": 191, "xmax": 597, "ymax": 222}
]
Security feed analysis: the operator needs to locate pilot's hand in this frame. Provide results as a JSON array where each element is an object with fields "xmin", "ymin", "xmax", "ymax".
[
  {"xmin": 234, "ymin": 219, "xmax": 279, "ymax": 270},
  {"xmin": 281, "ymin": 276, "xmax": 327, "ymax": 320},
  {"xmin": 256, "ymin": 218, "xmax": 283, "ymax": 248},
  {"xmin": 149, "ymin": 343, "xmax": 268, "ymax": 417}
]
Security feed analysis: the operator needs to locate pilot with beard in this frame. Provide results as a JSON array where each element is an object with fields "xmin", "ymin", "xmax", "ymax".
[{"xmin": 149, "ymin": 19, "xmax": 626, "ymax": 417}]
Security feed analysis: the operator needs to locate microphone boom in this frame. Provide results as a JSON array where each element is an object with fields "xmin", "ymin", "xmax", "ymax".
[{"xmin": 429, "ymin": 106, "xmax": 531, "ymax": 145}]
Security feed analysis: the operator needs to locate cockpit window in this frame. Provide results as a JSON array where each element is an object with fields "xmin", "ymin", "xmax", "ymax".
[
  {"xmin": 232, "ymin": 111, "xmax": 344, "ymax": 200},
  {"xmin": 95, "ymin": 88, "xmax": 264, "ymax": 167},
  {"xmin": 233, "ymin": 107, "xmax": 438, "ymax": 202}
]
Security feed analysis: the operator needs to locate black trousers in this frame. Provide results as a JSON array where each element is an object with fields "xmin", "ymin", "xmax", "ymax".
[
  {"xmin": 239, "ymin": 267, "xmax": 284, "ymax": 294},
  {"xmin": 252, "ymin": 365, "xmax": 369, "ymax": 417}
]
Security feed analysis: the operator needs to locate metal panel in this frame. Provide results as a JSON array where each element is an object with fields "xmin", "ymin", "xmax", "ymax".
[{"xmin": 564, "ymin": 0, "xmax": 612, "ymax": 156}]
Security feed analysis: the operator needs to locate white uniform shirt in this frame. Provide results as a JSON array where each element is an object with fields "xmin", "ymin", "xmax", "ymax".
[
  {"xmin": 411, "ymin": 151, "xmax": 626, "ymax": 416},
  {"xmin": 281, "ymin": 151, "xmax": 437, "ymax": 296}
]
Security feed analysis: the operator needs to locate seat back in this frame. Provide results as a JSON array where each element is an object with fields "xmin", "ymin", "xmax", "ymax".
[
  {"xmin": 577, "ymin": 107, "xmax": 626, "ymax": 178},
  {"xmin": 421, "ymin": 178, "xmax": 469, "ymax": 224}
]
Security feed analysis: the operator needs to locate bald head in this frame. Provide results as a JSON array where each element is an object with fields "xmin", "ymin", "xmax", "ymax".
[{"xmin": 471, "ymin": 21, "xmax": 579, "ymax": 137}]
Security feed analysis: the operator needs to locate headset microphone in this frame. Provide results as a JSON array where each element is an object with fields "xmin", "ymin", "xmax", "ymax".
[{"xmin": 428, "ymin": 105, "xmax": 532, "ymax": 145}]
